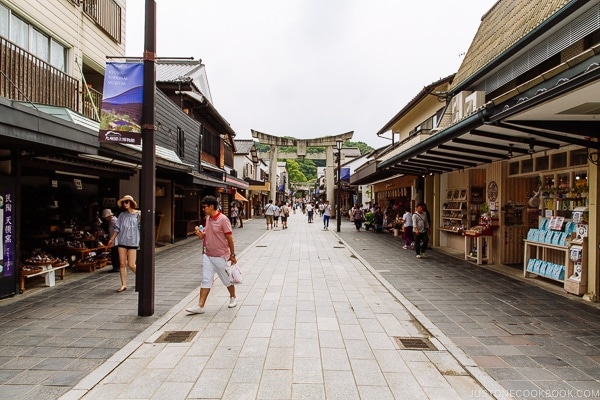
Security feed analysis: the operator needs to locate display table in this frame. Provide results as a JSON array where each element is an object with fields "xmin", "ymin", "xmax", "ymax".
[
  {"xmin": 65, "ymin": 245, "xmax": 108, "ymax": 261},
  {"xmin": 464, "ymin": 231, "xmax": 493, "ymax": 265},
  {"xmin": 20, "ymin": 263, "xmax": 69, "ymax": 293}
]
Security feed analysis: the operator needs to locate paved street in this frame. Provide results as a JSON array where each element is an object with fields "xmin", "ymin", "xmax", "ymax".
[{"xmin": 1, "ymin": 211, "xmax": 599, "ymax": 399}]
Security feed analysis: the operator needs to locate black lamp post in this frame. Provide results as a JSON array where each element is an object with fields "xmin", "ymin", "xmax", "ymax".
[{"xmin": 336, "ymin": 139, "xmax": 343, "ymax": 232}]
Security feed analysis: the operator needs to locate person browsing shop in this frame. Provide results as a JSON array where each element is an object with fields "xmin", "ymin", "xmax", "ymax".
[
  {"xmin": 107, "ymin": 195, "xmax": 140, "ymax": 292},
  {"xmin": 186, "ymin": 195, "xmax": 237, "ymax": 315},
  {"xmin": 101, "ymin": 208, "xmax": 120, "ymax": 273}
]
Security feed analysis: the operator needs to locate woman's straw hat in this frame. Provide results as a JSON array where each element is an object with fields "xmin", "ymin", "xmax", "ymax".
[{"xmin": 117, "ymin": 195, "xmax": 137, "ymax": 208}]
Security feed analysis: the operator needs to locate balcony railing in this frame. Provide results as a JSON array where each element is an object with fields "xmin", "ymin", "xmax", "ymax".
[
  {"xmin": 0, "ymin": 37, "xmax": 79, "ymax": 112},
  {"xmin": 82, "ymin": 0, "xmax": 122, "ymax": 43},
  {"xmin": 82, "ymin": 86, "xmax": 102, "ymax": 121}
]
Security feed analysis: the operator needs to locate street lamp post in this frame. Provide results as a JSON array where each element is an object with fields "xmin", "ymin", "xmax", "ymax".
[{"xmin": 336, "ymin": 139, "xmax": 343, "ymax": 232}]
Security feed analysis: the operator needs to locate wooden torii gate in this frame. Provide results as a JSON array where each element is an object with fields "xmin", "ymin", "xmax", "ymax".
[{"xmin": 251, "ymin": 130, "xmax": 354, "ymax": 209}]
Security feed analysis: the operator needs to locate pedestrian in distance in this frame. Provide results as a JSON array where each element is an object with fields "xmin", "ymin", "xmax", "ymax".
[
  {"xmin": 351, "ymin": 204, "xmax": 364, "ymax": 231},
  {"xmin": 273, "ymin": 202, "xmax": 280, "ymax": 227},
  {"xmin": 264, "ymin": 199, "xmax": 275, "ymax": 229},
  {"xmin": 107, "ymin": 195, "xmax": 140, "ymax": 292},
  {"xmin": 230, "ymin": 204, "xmax": 238, "ymax": 228},
  {"xmin": 306, "ymin": 202, "xmax": 314, "ymax": 223},
  {"xmin": 322, "ymin": 200, "xmax": 331, "ymax": 230},
  {"xmin": 101, "ymin": 208, "xmax": 120, "ymax": 273},
  {"xmin": 412, "ymin": 203, "xmax": 430, "ymax": 259},
  {"xmin": 280, "ymin": 202, "xmax": 290, "ymax": 229},
  {"xmin": 401, "ymin": 207, "xmax": 414, "ymax": 249},
  {"xmin": 186, "ymin": 196, "xmax": 237, "ymax": 315}
]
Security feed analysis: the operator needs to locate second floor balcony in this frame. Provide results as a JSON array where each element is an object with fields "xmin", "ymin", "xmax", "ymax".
[{"xmin": 0, "ymin": 36, "xmax": 101, "ymax": 122}]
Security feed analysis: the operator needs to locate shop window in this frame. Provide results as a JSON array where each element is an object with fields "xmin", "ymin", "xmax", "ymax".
[
  {"xmin": 543, "ymin": 175, "xmax": 555, "ymax": 189},
  {"xmin": 535, "ymin": 155, "xmax": 549, "ymax": 171},
  {"xmin": 521, "ymin": 158, "xmax": 533, "ymax": 174},
  {"xmin": 557, "ymin": 173, "xmax": 569, "ymax": 190},
  {"xmin": 570, "ymin": 149, "xmax": 588, "ymax": 166},
  {"xmin": 509, "ymin": 161, "xmax": 520, "ymax": 175},
  {"xmin": 551, "ymin": 152, "xmax": 567, "ymax": 169}
]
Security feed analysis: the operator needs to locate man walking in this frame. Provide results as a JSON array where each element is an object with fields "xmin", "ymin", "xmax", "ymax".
[
  {"xmin": 264, "ymin": 199, "xmax": 275, "ymax": 229},
  {"xmin": 280, "ymin": 202, "xmax": 290, "ymax": 229},
  {"xmin": 412, "ymin": 203, "xmax": 430, "ymax": 259},
  {"xmin": 322, "ymin": 200, "xmax": 331, "ymax": 230},
  {"xmin": 306, "ymin": 202, "xmax": 314, "ymax": 223},
  {"xmin": 186, "ymin": 196, "xmax": 237, "ymax": 315}
]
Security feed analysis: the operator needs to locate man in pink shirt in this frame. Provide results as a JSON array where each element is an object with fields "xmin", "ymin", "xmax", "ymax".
[{"xmin": 186, "ymin": 196, "xmax": 237, "ymax": 314}]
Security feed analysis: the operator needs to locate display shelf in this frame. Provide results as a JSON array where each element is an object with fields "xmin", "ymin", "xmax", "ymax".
[{"xmin": 441, "ymin": 199, "xmax": 467, "ymax": 234}]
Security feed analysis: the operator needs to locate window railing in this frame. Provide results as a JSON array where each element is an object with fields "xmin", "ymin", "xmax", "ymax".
[
  {"xmin": 82, "ymin": 0, "xmax": 122, "ymax": 43},
  {"xmin": 0, "ymin": 37, "xmax": 79, "ymax": 112}
]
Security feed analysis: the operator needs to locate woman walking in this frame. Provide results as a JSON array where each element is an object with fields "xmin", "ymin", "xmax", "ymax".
[{"xmin": 107, "ymin": 195, "xmax": 140, "ymax": 292}]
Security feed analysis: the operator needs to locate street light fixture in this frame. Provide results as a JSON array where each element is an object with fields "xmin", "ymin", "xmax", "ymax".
[{"xmin": 336, "ymin": 139, "xmax": 343, "ymax": 232}]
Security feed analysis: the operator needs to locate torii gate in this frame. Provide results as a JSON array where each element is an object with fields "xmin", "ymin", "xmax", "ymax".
[{"xmin": 251, "ymin": 130, "xmax": 354, "ymax": 210}]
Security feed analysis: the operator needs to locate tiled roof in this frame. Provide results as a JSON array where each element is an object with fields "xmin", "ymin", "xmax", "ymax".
[
  {"xmin": 234, "ymin": 139, "xmax": 256, "ymax": 154},
  {"xmin": 156, "ymin": 59, "xmax": 204, "ymax": 82},
  {"xmin": 451, "ymin": 0, "xmax": 571, "ymax": 89}
]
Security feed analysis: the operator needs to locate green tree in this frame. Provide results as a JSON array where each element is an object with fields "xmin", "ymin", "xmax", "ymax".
[
  {"xmin": 285, "ymin": 159, "xmax": 307, "ymax": 182},
  {"xmin": 344, "ymin": 140, "xmax": 374, "ymax": 155}
]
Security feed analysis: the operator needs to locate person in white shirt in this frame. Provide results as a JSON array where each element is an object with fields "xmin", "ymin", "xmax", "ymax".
[
  {"xmin": 306, "ymin": 202, "xmax": 314, "ymax": 223},
  {"xmin": 401, "ymin": 208, "xmax": 413, "ymax": 249}
]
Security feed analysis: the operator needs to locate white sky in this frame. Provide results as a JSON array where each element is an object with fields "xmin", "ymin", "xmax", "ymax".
[{"xmin": 126, "ymin": 0, "xmax": 497, "ymax": 149}]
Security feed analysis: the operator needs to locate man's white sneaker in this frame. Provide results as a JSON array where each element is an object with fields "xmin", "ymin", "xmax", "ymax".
[
  {"xmin": 228, "ymin": 297, "xmax": 237, "ymax": 308},
  {"xmin": 421, "ymin": 253, "xmax": 427, "ymax": 258},
  {"xmin": 416, "ymin": 255, "xmax": 422, "ymax": 259},
  {"xmin": 186, "ymin": 305, "xmax": 205, "ymax": 314},
  {"xmin": 402, "ymin": 245, "xmax": 408, "ymax": 249}
]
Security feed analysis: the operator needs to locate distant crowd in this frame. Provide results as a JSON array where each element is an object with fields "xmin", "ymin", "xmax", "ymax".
[{"xmin": 258, "ymin": 198, "xmax": 432, "ymax": 259}]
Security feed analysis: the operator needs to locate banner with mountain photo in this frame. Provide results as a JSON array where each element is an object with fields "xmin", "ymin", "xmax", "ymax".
[{"xmin": 99, "ymin": 62, "xmax": 144, "ymax": 144}]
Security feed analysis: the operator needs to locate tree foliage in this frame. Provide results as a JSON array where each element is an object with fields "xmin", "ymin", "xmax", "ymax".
[
  {"xmin": 285, "ymin": 159, "xmax": 308, "ymax": 182},
  {"xmin": 253, "ymin": 138, "xmax": 375, "ymax": 183}
]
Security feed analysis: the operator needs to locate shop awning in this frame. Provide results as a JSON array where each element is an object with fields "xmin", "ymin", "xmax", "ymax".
[
  {"xmin": 101, "ymin": 142, "xmax": 194, "ymax": 172},
  {"xmin": 249, "ymin": 182, "xmax": 270, "ymax": 191},
  {"xmin": 235, "ymin": 192, "xmax": 249, "ymax": 202},
  {"xmin": 226, "ymin": 175, "xmax": 249, "ymax": 189},
  {"xmin": 1, "ymin": 100, "xmax": 100, "ymax": 155},
  {"xmin": 360, "ymin": 59, "xmax": 600, "ymax": 183},
  {"xmin": 188, "ymin": 171, "xmax": 227, "ymax": 188}
]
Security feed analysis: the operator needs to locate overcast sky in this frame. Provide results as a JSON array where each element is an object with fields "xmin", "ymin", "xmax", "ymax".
[{"xmin": 126, "ymin": 0, "xmax": 497, "ymax": 149}]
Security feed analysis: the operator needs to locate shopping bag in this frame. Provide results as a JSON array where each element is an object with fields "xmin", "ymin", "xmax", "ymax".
[{"xmin": 231, "ymin": 263, "xmax": 242, "ymax": 284}]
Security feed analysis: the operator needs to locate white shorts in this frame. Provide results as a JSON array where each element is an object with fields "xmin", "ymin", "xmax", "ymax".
[{"xmin": 201, "ymin": 254, "xmax": 232, "ymax": 288}]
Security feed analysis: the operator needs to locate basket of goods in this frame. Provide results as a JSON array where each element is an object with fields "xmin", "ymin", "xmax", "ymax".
[
  {"xmin": 74, "ymin": 255, "xmax": 97, "ymax": 272},
  {"xmin": 94, "ymin": 253, "xmax": 109, "ymax": 269},
  {"xmin": 24, "ymin": 252, "xmax": 57, "ymax": 266},
  {"xmin": 21, "ymin": 266, "xmax": 44, "ymax": 275},
  {"xmin": 52, "ymin": 258, "xmax": 69, "ymax": 268},
  {"xmin": 66, "ymin": 240, "xmax": 87, "ymax": 250}
]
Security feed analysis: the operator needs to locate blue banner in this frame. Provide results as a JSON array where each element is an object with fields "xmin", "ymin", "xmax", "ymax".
[
  {"xmin": 99, "ymin": 62, "xmax": 144, "ymax": 144},
  {"xmin": 341, "ymin": 168, "xmax": 350, "ymax": 182}
]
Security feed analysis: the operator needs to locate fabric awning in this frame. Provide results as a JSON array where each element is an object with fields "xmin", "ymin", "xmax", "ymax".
[{"xmin": 235, "ymin": 192, "xmax": 249, "ymax": 202}]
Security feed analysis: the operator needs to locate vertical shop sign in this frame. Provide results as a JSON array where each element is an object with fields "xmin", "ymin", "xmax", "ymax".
[
  {"xmin": 1, "ymin": 190, "xmax": 14, "ymax": 277},
  {"xmin": 99, "ymin": 62, "xmax": 144, "ymax": 145}
]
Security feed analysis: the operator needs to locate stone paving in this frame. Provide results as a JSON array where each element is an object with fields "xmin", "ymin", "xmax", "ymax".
[
  {"xmin": 1, "ymin": 210, "xmax": 599, "ymax": 399},
  {"xmin": 60, "ymin": 212, "xmax": 494, "ymax": 400}
]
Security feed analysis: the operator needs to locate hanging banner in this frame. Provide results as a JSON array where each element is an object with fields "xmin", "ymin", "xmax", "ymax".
[
  {"xmin": 99, "ymin": 62, "xmax": 144, "ymax": 144},
  {"xmin": 1, "ymin": 189, "xmax": 14, "ymax": 278},
  {"xmin": 341, "ymin": 167, "xmax": 350, "ymax": 182}
]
